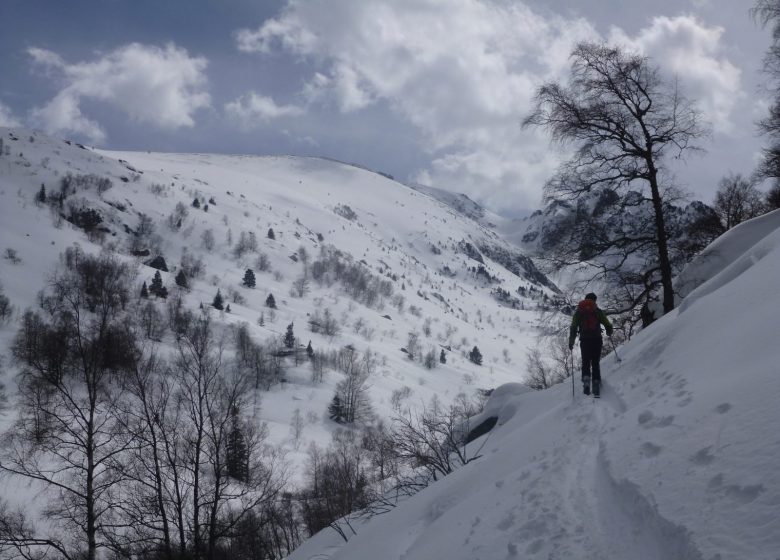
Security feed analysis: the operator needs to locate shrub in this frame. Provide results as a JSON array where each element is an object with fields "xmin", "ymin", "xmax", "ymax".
[{"xmin": 0, "ymin": 286, "xmax": 12, "ymax": 324}]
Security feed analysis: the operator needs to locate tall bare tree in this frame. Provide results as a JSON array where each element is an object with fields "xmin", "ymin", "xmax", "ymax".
[
  {"xmin": 524, "ymin": 42, "xmax": 707, "ymax": 315},
  {"xmin": 1, "ymin": 248, "xmax": 137, "ymax": 560}
]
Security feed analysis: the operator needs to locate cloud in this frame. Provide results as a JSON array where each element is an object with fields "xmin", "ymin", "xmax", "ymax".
[
  {"xmin": 609, "ymin": 16, "xmax": 743, "ymax": 133},
  {"xmin": 238, "ymin": 1, "xmax": 743, "ymax": 214},
  {"xmin": 225, "ymin": 91, "xmax": 304, "ymax": 127},
  {"xmin": 0, "ymin": 100, "xmax": 22, "ymax": 127},
  {"xmin": 29, "ymin": 43, "xmax": 210, "ymax": 142}
]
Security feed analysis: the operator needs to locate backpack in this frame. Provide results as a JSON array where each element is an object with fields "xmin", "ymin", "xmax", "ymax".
[{"xmin": 577, "ymin": 299, "xmax": 600, "ymax": 337}]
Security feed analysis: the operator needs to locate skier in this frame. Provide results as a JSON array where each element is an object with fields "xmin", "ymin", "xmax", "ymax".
[{"xmin": 568, "ymin": 293, "xmax": 613, "ymax": 397}]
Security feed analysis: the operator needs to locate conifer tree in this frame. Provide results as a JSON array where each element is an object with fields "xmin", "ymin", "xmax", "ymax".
[
  {"xmin": 306, "ymin": 340, "xmax": 314, "ymax": 360},
  {"xmin": 225, "ymin": 304, "xmax": 231, "ymax": 313},
  {"xmin": 175, "ymin": 269, "xmax": 188, "ymax": 289},
  {"xmin": 328, "ymin": 394, "xmax": 344, "ymax": 423},
  {"xmin": 284, "ymin": 322, "xmax": 295, "ymax": 349},
  {"xmin": 243, "ymin": 268, "xmax": 256, "ymax": 288},
  {"xmin": 150, "ymin": 271, "xmax": 164, "ymax": 297},
  {"xmin": 140, "ymin": 281, "xmax": 149, "ymax": 299},
  {"xmin": 469, "ymin": 346, "xmax": 483, "ymax": 366},
  {"xmin": 36, "ymin": 183, "xmax": 46, "ymax": 204},
  {"xmin": 265, "ymin": 293, "xmax": 276, "ymax": 309},
  {"xmin": 440, "ymin": 349, "xmax": 447, "ymax": 364},
  {"xmin": 267, "ymin": 228, "xmax": 275, "ymax": 240},
  {"xmin": 213, "ymin": 289, "xmax": 224, "ymax": 310},
  {"xmin": 192, "ymin": 197, "xmax": 200, "ymax": 208},
  {"xmin": 225, "ymin": 406, "xmax": 249, "ymax": 482}
]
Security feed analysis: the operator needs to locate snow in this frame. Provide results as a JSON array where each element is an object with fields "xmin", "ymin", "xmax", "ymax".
[
  {"xmin": 2, "ymin": 127, "xmax": 778, "ymax": 560},
  {"xmin": 0, "ymin": 127, "xmax": 552, "ymax": 490},
  {"xmin": 288, "ymin": 210, "xmax": 780, "ymax": 559}
]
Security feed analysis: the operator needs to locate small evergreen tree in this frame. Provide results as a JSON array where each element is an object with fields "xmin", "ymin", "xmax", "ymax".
[
  {"xmin": 140, "ymin": 281, "xmax": 149, "ymax": 299},
  {"xmin": 147, "ymin": 256, "xmax": 168, "ymax": 272},
  {"xmin": 267, "ymin": 228, "xmax": 275, "ymax": 240},
  {"xmin": 226, "ymin": 406, "xmax": 249, "ymax": 482},
  {"xmin": 440, "ymin": 349, "xmax": 447, "ymax": 364},
  {"xmin": 225, "ymin": 304, "xmax": 231, "ymax": 313},
  {"xmin": 149, "ymin": 271, "xmax": 164, "ymax": 297},
  {"xmin": 258, "ymin": 312, "xmax": 265, "ymax": 326},
  {"xmin": 306, "ymin": 340, "xmax": 314, "ymax": 360},
  {"xmin": 328, "ymin": 394, "xmax": 345, "ymax": 423},
  {"xmin": 284, "ymin": 323, "xmax": 295, "ymax": 349},
  {"xmin": 265, "ymin": 293, "xmax": 276, "ymax": 309},
  {"xmin": 243, "ymin": 268, "xmax": 256, "ymax": 288},
  {"xmin": 175, "ymin": 269, "xmax": 188, "ymax": 289},
  {"xmin": 36, "ymin": 184, "xmax": 46, "ymax": 204},
  {"xmin": 213, "ymin": 289, "xmax": 224, "ymax": 310},
  {"xmin": 192, "ymin": 197, "xmax": 201, "ymax": 208},
  {"xmin": 469, "ymin": 346, "xmax": 483, "ymax": 366}
]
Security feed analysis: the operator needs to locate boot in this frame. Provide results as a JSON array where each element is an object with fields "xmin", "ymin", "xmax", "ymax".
[
  {"xmin": 582, "ymin": 376, "xmax": 591, "ymax": 395},
  {"xmin": 592, "ymin": 379, "xmax": 600, "ymax": 398}
]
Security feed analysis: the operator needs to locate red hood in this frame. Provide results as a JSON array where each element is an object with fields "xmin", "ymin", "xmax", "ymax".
[{"xmin": 578, "ymin": 299, "xmax": 597, "ymax": 312}]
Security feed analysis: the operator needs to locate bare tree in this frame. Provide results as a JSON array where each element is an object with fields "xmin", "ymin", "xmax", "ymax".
[
  {"xmin": 170, "ymin": 311, "xmax": 286, "ymax": 559},
  {"xmin": 753, "ymin": 1, "xmax": 780, "ymax": 184},
  {"xmin": 1, "ymin": 248, "xmax": 137, "ymax": 560},
  {"xmin": 714, "ymin": 173, "xmax": 766, "ymax": 229},
  {"xmin": 330, "ymin": 346, "xmax": 372, "ymax": 424},
  {"xmin": 767, "ymin": 182, "xmax": 780, "ymax": 209},
  {"xmin": 524, "ymin": 42, "xmax": 707, "ymax": 315},
  {"xmin": 391, "ymin": 397, "xmax": 484, "ymax": 489}
]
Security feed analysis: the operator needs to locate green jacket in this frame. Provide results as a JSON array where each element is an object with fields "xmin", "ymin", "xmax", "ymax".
[{"xmin": 569, "ymin": 299, "xmax": 613, "ymax": 347}]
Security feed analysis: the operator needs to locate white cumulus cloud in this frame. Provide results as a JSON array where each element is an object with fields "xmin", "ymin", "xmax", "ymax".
[
  {"xmin": 609, "ymin": 15, "xmax": 743, "ymax": 133},
  {"xmin": 225, "ymin": 91, "xmax": 304, "ymax": 127},
  {"xmin": 0, "ymin": 100, "xmax": 22, "ymax": 127},
  {"xmin": 29, "ymin": 43, "xmax": 210, "ymax": 142},
  {"xmin": 237, "ymin": 1, "xmax": 744, "ymax": 213}
]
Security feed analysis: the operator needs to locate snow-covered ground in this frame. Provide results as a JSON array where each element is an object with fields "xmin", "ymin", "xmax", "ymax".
[
  {"xmin": 0, "ymin": 128, "xmax": 554, "ymax": 486},
  {"xmin": 3, "ymin": 128, "xmax": 777, "ymax": 560},
  {"xmin": 288, "ymin": 209, "xmax": 780, "ymax": 560}
]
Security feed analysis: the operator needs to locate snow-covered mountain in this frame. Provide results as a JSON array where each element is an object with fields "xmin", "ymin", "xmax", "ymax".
[
  {"xmin": 0, "ymin": 127, "xmax": 556, "ymax": 480},
  {"xmin": 289, "ymin": 208, "xmax": 780, "ymax": 560},
  {"xmin": 516, "ymin": 189, "xmax": 722, "ymax": 257}
]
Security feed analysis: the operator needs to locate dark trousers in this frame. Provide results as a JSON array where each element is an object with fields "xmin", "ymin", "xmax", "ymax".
[{"xmin": 580, "ymin": 337, "xmax": 603, "ymax": 383}]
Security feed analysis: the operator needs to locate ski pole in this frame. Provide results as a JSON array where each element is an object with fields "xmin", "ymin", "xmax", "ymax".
[
  {"xmin": 570, "ymin": 348, "xmax": 575, "ymax": 400},
  {"xmin": 608, "ymin": 335, "xmax": 622, "ymax": 363}
]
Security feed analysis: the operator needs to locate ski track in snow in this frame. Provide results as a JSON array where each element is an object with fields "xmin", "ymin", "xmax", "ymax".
[{"xmin": 547, "ymin": 385, "xmax": 703, "ymax": 560}]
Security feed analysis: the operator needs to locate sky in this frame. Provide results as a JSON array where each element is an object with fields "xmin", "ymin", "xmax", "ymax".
[{"xmin": 0, "ymin": 0, "xmax": 773, "ymax": 217}]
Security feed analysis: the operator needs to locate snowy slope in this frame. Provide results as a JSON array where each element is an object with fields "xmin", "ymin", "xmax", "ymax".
[
  {"xmin": 0, "ymin": 127, "xmax": 555, "ymax": 483},
  {"xmin": 288, "ymin": 213, "xmax": 780, "ymax": 559}
]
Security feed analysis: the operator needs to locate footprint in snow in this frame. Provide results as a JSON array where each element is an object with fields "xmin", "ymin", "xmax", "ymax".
[
  {"xmin": 640, "ymin": 442, "xmax": 663, "ymax": 457},
  {"xmin": 690, "ymin": 446, "xmax": 715, "ymax": 465},
  {"xmin": 707, "ymin": 473, "xmax": 765, "ymax": 504},
  {"xmin": 637, "ymin": 410, "xmax": 675, "ymax": 428}
]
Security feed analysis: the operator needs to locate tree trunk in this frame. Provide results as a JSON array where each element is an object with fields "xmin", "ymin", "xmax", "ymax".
[
  {"xmin": 86, "ymin": 401, "xmax": 97, "ymax": 560},
  {"xmin": 647, "ymin": 165, "xmax": 675, "ymax": 313}
]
